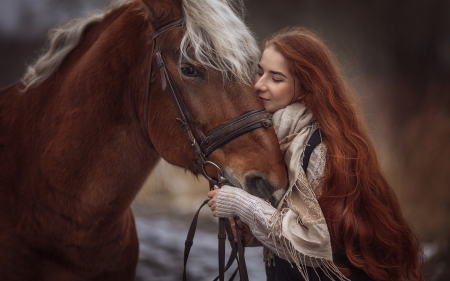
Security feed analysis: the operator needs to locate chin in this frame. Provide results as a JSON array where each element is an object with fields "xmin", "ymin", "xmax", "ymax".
[{"xmin": 262, "ymin": 105, "xmax": 272, "ymax": 112}]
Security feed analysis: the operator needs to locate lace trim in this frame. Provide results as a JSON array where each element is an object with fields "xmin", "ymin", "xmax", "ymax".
[{"xmin": 307, "ymin": 143, "xmax": 327, "ymax": 198}]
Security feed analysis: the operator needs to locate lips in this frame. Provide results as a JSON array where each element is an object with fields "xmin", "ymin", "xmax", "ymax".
[{"xmin": 259, "ymin": 97, "xmax": 270, "ymax": 103}]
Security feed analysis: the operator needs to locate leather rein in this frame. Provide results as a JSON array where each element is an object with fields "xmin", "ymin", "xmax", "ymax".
[{"xmin": 145, "ymin": 18, "xmax": 272, "ymax": 281}]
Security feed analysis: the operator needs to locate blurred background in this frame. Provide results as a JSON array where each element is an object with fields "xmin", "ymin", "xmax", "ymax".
[{"xmin": 1, "ymin": 0, "xmax": 449, "ymax": 280}]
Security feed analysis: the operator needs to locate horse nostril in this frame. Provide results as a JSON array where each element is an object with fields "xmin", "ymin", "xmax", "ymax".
[{"xmin": 245, "ymin": 173, "xmax": 279, "ymax": 206}]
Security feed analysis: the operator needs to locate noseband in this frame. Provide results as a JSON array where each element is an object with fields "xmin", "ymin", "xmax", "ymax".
[{"xmin": 144, "ymin": 18, "xmax": 272, "ymax": 186}]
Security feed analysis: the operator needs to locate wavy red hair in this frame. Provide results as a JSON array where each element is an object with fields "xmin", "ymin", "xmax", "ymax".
[{"xmin": 265, "ymin": 27, "xmax": 424, "ymax": 281}]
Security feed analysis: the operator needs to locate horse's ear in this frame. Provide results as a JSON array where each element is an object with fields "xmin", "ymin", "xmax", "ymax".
[{"xmin": 139, "ymin": 0, "xmax": 183, "ymax": 29}]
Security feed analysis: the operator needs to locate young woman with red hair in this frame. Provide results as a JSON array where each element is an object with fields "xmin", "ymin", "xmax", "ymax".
[{"xmin": 207, "ymin": 27, "xmax": 424, "ymax": 281}]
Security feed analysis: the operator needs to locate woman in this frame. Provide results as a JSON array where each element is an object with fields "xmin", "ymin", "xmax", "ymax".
[{"xmin": 207, "ymin": 27, "xmax": 424, "ymax": 281}]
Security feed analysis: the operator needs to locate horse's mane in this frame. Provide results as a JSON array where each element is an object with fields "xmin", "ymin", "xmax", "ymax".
[
  {"xmin": 21, "ymin": 0, "xmax": 132, "ymax": 91},
  {"xmin": 21, "ymin": 0, "xmax": 259, "ymax": 90},
  {"xmin": 180, "ymin": 0, "xmax": 259, "ymax": 85}
]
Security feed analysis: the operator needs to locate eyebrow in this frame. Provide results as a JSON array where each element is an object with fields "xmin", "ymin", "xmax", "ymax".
[{"xmin": 258, "ymin": 64, "xmax": 288, "ymax": 78}]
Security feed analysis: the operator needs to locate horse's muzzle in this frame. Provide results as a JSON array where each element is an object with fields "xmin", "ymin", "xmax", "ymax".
[{"xmin": 244, "ymin": 172, "xmax": 287, "ymax": 207}]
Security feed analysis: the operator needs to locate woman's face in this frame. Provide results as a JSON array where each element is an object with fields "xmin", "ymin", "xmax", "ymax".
[{"xmin": 254, "ymin": 46, "xmax": 296, "ymax": 113}]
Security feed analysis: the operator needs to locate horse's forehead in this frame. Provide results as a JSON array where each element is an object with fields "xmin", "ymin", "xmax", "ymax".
[{"xmin": 155, "ymin": 26, "xmax": 180, "ymax": 45}]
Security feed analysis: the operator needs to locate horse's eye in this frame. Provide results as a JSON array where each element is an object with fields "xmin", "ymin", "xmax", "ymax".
[{"xmin": 180, "ymin": 64, "xmax": 199, "ymax": 77}]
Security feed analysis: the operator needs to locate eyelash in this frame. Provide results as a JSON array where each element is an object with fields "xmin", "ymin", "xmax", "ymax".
[{"xmin": 257, "ymin": 71, "xmax": 283, "ymax": 83}]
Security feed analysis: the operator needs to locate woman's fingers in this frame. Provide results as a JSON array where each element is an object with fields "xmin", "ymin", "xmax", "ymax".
[
  {"xmin": 207, "ymin": 199, "xmax": 216, "ymax": 216},
  {"xmin": 207, "ymin": 186, "xmax": 220, "ymax": 217},
  {"xmin": 233, "ymin": 218, "xmax": 253, "ymax": 245}
]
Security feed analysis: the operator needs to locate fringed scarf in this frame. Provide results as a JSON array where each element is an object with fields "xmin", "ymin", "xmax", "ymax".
[{"xmin": 264, "ymin": 102, "xmax": 349, "ymax": 281}]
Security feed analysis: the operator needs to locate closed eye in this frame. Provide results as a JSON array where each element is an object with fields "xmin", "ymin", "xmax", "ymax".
[{"xmin": 180, "ymin": 63, "xmax": 202, "ymax": 78}]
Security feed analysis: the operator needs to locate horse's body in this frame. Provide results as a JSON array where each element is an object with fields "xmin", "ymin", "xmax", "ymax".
[{"xmin": 0, "ymin": 0, "xmax": 287, "ymax": 280}]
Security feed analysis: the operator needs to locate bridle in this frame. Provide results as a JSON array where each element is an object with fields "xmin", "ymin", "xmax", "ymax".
[
  {"xmin": 145, "ymin": 18, "xmax": 273, "ymax": 281},
  {"xmin": 144, "ymin": 18, "xmax": 272, "ymax": 185}
]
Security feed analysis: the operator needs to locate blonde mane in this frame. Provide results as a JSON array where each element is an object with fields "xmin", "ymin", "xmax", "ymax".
[
  {"xmin": 21, "ymin": 0, "xmax": 132, "ymax": 91},
  {"xmin": 181, "ymin": 0, "xmax": 260, "ymax": 85},
  {"xmin": 21, "ymin": 0, "xmax": 259, "ymax": 90}
]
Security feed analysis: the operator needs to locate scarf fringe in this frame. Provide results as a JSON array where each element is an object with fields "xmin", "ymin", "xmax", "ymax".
[
  {"xmin": 263, "ymin": 246, "xmax": 350, "ymax": 281},
  {"xmin": 263, "ymin": 183, "xmax": 350, "ymax": 281}
]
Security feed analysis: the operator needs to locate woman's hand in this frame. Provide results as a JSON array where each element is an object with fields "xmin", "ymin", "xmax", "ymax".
[
  {"xmin": 207, "ymin": 186, "xmax": 254, "ymax": 245},
  {"xmin": 207, "ymin": 186, "xmax": 221, "ymax": 217},
  {"xmin": 230, "ymin": 217, "xmax": 254, "ymax": 245}
]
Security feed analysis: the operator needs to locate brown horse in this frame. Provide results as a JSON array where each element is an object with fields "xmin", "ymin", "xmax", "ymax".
[{"xmin": 0, "ymin": 0, "xmax": 287, "ymax": 280}]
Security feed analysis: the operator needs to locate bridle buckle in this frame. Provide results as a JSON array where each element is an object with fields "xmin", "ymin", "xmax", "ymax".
[{"xmin": 201, "ymin": 161, "xmax": 229, "ymax": 187}]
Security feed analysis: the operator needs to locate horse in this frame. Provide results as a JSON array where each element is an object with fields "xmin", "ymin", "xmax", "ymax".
[{"xmin": 0, "ymin": 0, "xmax": 288, "ymax": 280}]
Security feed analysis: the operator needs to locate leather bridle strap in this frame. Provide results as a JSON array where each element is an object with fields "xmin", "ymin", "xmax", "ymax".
[
  {"xmin": 157, "ymin": 49, "xmax": 273, "ymax": 184},
  {"xmin": 183, "ymin": 201, "xmax": 249, "ymax": 281},
  {"xmin": 224, "ymin": 219, "xmax": 240, "ymax": 272},
  {"xmin": 234, "ymin": 219, "xmax": 248, "ymax": 280},
  {"xmin": 155, "ymin": 51, "xmax": 200, "ymax": 155},
  {"xmin": 215, "ymin": 217, "xmax": 248, "ymax": 281},
  {"xmin": 145, "ymin": 18, "xmax": 273, "ymax": 182},
  {"xmin": 143, "ymin": 18, "xmax": 185, "ymax": 138},
  {"xmin": 182, "ymin": 199, "xmax": 210, "ymax": 281},
  {"xmin": 199, "ymin": 110, "xmax": 272, "ymax": 157},
  {"xmin": 155, "ymin": 50, "xmax": 273, "ymax": 173},
  {"xmin": 218, "ymin": 218, "xmax": 226, "ymax": 280},
  {"xmin": 151, "ymin": 19, "xmax": 185, "ymax": 40}
]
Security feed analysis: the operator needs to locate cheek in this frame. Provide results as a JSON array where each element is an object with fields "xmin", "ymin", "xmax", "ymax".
[{"xmin": 272, "ymin": 85, "xmax": 293, "ymax": 102}]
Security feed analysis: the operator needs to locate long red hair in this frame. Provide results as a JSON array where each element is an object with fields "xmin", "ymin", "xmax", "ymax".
[{"xmin": 265, "ymin": 27, "xmax": 424, "ymax": 281}]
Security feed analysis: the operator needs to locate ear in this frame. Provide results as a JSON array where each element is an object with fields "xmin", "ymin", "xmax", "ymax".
[{"xmin": 139, "ymin": 0, "xmax": 183, "ymax": 29}]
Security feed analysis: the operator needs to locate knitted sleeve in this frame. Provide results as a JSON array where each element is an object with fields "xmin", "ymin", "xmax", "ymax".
[{"xmin": 215, "ymin": 143, "xmax": 328, "ymax": 258}]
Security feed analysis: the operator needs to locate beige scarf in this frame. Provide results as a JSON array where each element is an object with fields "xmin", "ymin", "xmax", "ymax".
[{"xmin": 265, "ymin": 103, "xmax": 348, "ymax": 281}]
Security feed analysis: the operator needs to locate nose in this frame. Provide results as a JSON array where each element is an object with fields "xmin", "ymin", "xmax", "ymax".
[
  {"xmin": 253, "ymin": 77, "xmax": 267, "ymax": 93},
  {"xmin": 244, "ymin": 171, "xmax": 287, "ymax": 207}
]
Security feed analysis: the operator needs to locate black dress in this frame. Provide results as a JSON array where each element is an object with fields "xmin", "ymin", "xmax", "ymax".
[{"xmin": 265, "ymin": 255, "xmax": 375, "ymax": 281}]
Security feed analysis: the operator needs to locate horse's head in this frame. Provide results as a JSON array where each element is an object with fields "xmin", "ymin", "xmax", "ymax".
[{"xmin": 141, "ymin": 0, "xmax": 288, "ymax": 204}]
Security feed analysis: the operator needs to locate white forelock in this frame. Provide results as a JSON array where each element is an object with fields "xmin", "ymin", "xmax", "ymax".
[{"xmin": 181, "ymin": 0, "xmax": 260, "ymax": 85}]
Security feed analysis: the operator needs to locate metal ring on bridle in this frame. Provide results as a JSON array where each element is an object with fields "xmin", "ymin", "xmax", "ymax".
[{"xmin": 201, "ymin": 160, "xmax": 225, "ymax": 182}]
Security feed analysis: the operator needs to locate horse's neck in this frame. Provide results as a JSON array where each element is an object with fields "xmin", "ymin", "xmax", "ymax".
[
  {"xmin": 2, "ymin": 3, "xmax": 159, "ymax": 225},
  {"xmin": 0, "ymin": 85, "xmax": 14, "ymax": 146}
]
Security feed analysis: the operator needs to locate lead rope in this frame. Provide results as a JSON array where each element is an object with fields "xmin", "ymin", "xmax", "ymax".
[
  {"xmin": 234, "ymin": 219, "xmax": 248, "ymax": 281},
  {"xmin": 182, "ymin": 199, "xmax": 210, "ymax": 281},
  {"xmin": 213, "ymin": 179, "xmax": 249, "ymax": 281},
  {"xmin": 213, "ymin": 217, "xmax": 247, "ymax": 281},
  {"xmin": 182, "ymin": 182, "xmax": 249, "ymax": 281}
]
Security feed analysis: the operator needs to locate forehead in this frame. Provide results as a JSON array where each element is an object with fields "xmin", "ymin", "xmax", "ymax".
[{"xmin": 259, "ymin": 47, "xmax": 289, "ymax": 73}]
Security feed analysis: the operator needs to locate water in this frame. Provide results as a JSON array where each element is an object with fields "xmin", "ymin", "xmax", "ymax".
[{"xmin": 132, "ymin": 204, "xmax": 266, "ymax": 281}]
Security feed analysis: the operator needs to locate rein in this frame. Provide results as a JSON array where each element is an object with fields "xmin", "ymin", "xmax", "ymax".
[{"xmin": 145, "ymin": 18, "xmax": 272, "ymax": 281}]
